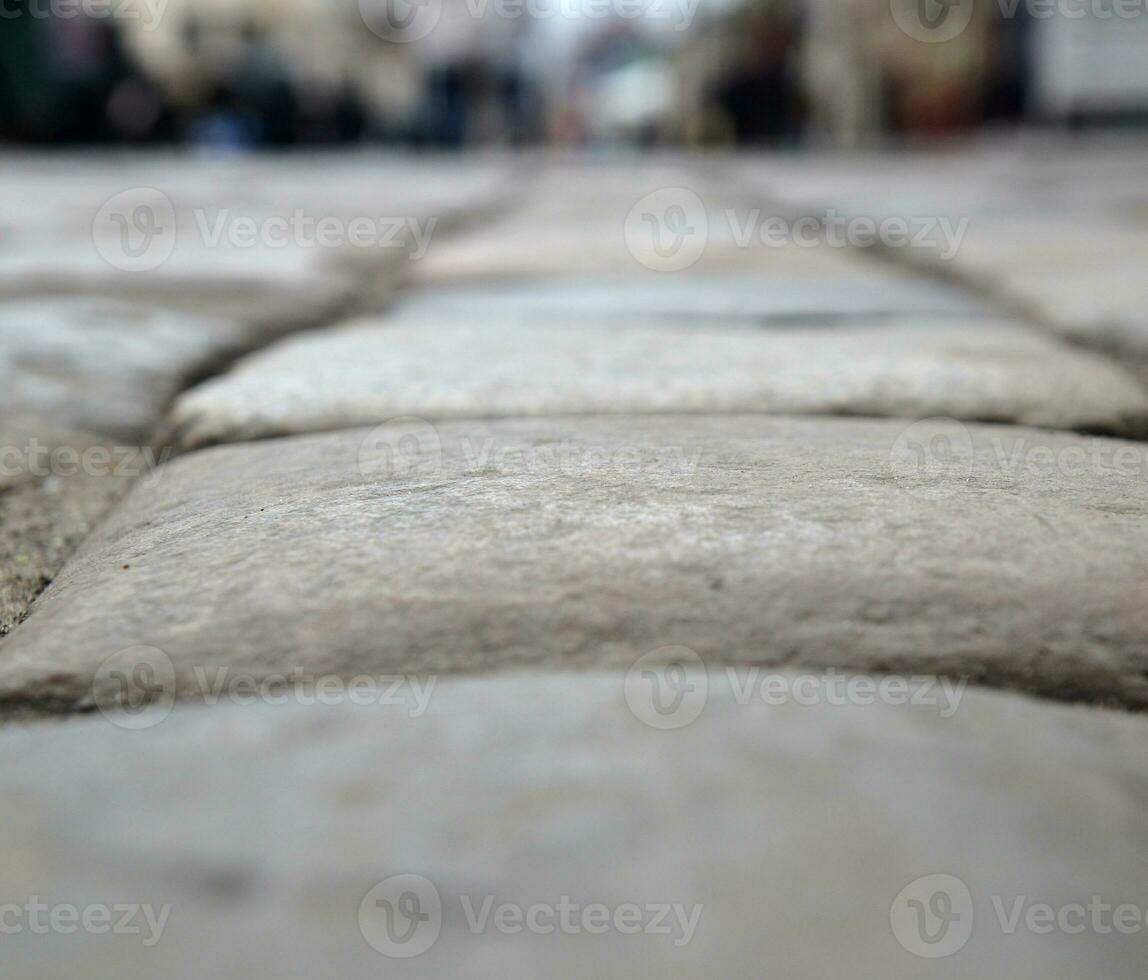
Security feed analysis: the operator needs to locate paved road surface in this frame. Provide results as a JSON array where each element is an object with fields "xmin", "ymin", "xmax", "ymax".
[{"xmin": 2, "ymin": 140, "xmax": 1148, "ymax": 977}]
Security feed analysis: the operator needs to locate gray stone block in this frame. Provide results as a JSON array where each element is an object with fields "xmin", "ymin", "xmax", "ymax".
[
  {"xmin": 0, "ymin": 419, "xmax": 134, "ymax": 639},
  {"xmin": 169, "ymin": 319, "xmax": 1148, "ymax": 449},
  {"xmin": 0, "ymin": 676, "xmax": 1146, "ymax": 978},
  {"xmin": 0, "ymin": 298, "xmax": 246, "ymax": 444},
  {"xmin": 391, "ymin": 274, "xmax": 990, "ymax": 322},
  {"xmin": 3, "ymin": 416, "xmax": 1148, "ymax": 710}
]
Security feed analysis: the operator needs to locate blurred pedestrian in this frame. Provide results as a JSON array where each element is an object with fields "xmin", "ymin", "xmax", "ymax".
[
  {"xmin": 0, "ymin": 4, "xmax": 58, "ymax": 140},
  {"xmin": 232, "ymin": 19, "xmax": 300, "ymax": 148},
  {"xmin": 714, "ymin": 9, "xmax": 802, "ymax": 147},
  {"xmin": 801, "ymin": 0, "xmax": 885, "ymax": 148}
]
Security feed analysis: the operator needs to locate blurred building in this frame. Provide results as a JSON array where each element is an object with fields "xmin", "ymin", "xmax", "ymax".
[
  {"xmin": 4, "ymin": 0, "xmax": 1148, "ymax": 148},
  {"xmin": 1031, "ymin": 9, "xmax": 1148, "ymax": 123},
  {"xmin": 673, "ymin": 0, "xmax": 1003, "ymax": 148},
  {"xmin": 122, "ymin": 0, "xmax": 419, "ymax": 144},
  {"xmin": 671, "ymin": 0, "xmax": 802, "ymax": 146}
]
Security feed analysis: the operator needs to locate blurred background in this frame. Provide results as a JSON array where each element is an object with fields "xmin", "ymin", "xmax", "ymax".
[{"xmin": 3, "ymin": 0, "xmax": 1148, "ymax": 152}]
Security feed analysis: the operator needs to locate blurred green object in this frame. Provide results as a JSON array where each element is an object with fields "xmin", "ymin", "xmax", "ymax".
[{"xmin": 0, "ymin": 3, "xmax": 65, "ymax": 139}]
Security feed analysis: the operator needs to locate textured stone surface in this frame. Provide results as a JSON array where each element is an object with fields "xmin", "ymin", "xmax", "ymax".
[
  {"xmin": 0, "ymin": 152, "xmax": 516, "ymax": 337},
  {"xmin": 0, "ymin": 298, "xmax": 250, "ymax": 443},
  {"xmin": 938, "ymin": 224, "xmax": 1148, "ymax": 288},
  {"xmin": 0, "ymin": 241, "xmax": 357, "ymax": 342},
  {"xmin": 1000, "ymin": 259, "xmax": 1148, "ymax": 351},
  {"xmin": 170, "ymin": 319, "xmax": 1148, "ymax": 449},
  {"xmin": 391, "ymin": 273, "xmax": 990, "ymax": 323},
  {"xmin": 4, "ymin": 416, "xmax": 1148, "ymax": 711},
  {"xmin": 0, "ymin": 420, "xmax": 133, "ymax": 638},
  {"xmin": 409, "ymin": 213, "xmax": 885, "ymax": 281},
  {"xmin": 738, "ymin": 137, "xmax": 1148, "ymax": 357},
  {"xmin": 0, "ymin": 294, "xmax": 322, "ymax": 639},
  {"xmin": 0, "ymin": 166, "xmax": 360, "ymax": 334},
  {"xmin": 1, "ymin": 676, "xmax": 1147, "ymax": 978},
  {"xmin": 0, "ymin": 152, "xmax": 512, "ymax": 652}
]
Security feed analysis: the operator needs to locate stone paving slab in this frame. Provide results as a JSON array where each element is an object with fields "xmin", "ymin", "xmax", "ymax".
[
  {"xmin": 169, "ymin": 319, "xmax": 1148, "ymax": 449},
  {"xmin": 0, "ymin": 174, "xmax": 359, "ymax": 336},
  {"xmin": 408, "ymin": 209, "xmax": 883, "ymax": 282},
  {"xmin": 0, "ymin": 152, "xmax": 514, "ymax": 241},
  {"xmin": 0, "ymin": 298, "xmax": 253, "ymax": 444},
  {"xmin": 4, "ymin": 416, "xmax": 1148, "ymax": 712},
  {"xmin": 1000, "ymin": 259, "xmax": 1148, "ymax": 351},
  {"xmin": 1, "ymin": 676, "xmax": 1146, "ymax": 978},
  {"xmin": 391, "ymin": 273, "xmax": 991, "ymax": 323},
  {"xmin": 0, "ymin": 152, "xmax": 517, "ymax": 338},
  {"xmin": 0, "ymin": 155, "xmax": 512, "ymax": 653},
  {"xmin": 0, "ymin": 419, "xmax": 133, "ymax": 638},
  {"xmin": 406, "ymin": 164, "xmax": 885, "ymax": 289},
  {"xmin": 0, "ymin": 239, "xmax": 358, "ymax": 342},
  {"xmin": 0, "ymin": 293, "xmax": 358, "ymax": 641},
  {"xmin": 894, "ymin": 235, "xmax": 1148, "ymax": 355},
  {"xmin": 935, "ymin": 223, "xmax": 1148, "ymax": 287},
  {"xmin": 733, "ymin": 138, "xmax": 1148, "ymax": 228},
  {"xmin": 734, "ymin": 139, "xmax": 1148, "ymax": 358}
]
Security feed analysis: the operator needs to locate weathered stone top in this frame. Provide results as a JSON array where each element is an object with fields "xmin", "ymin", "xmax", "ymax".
[
  {"xmin": 4, "ymin": 415, "xmax": 1148, "ymax": 712},
  {"xmin": 169, "ymin": 317, "xmax": 1148, "ymax": 449},
  {"xmin": 1, "ymin": 675, "xmax": 1147, "ymax": 977}
]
